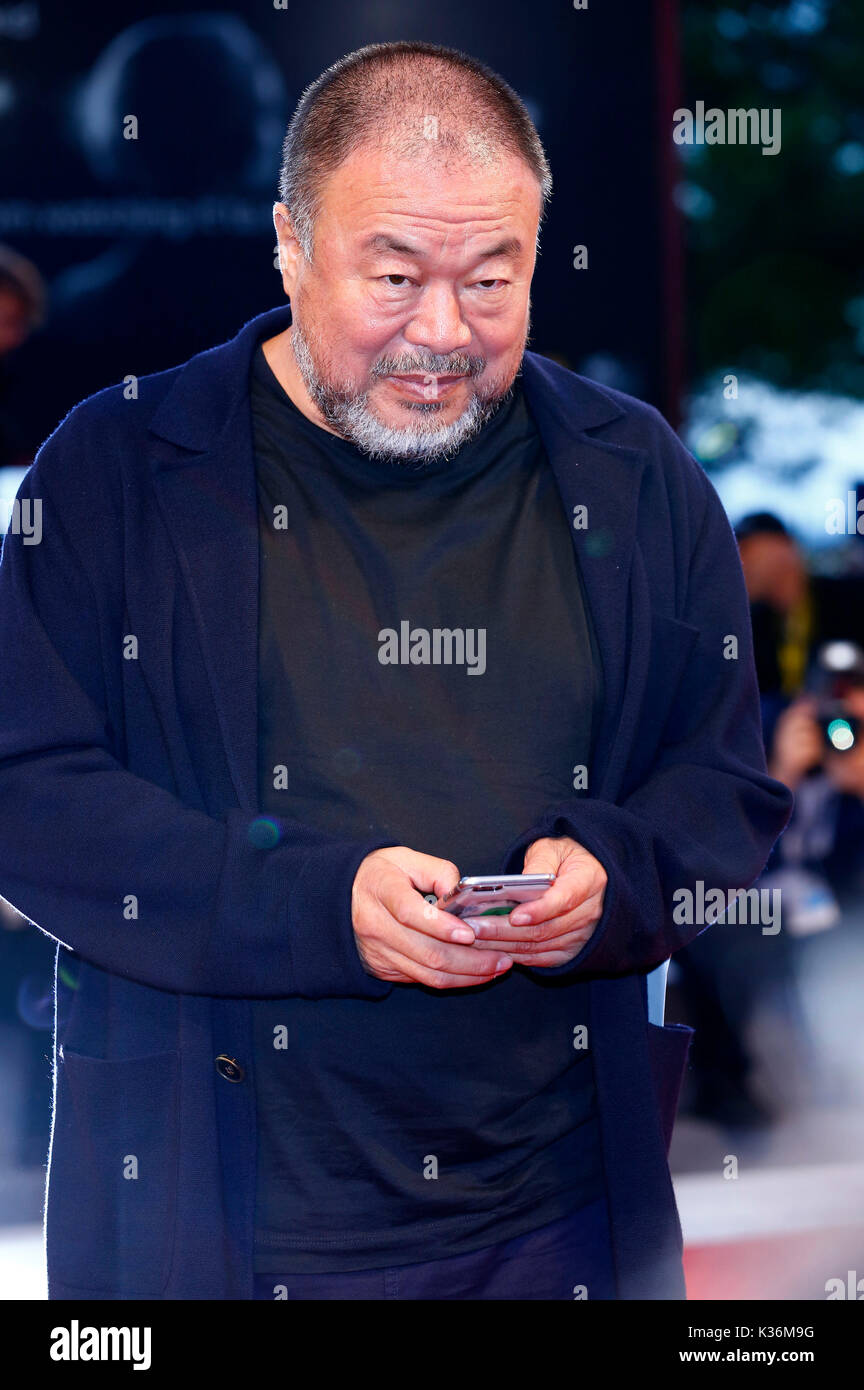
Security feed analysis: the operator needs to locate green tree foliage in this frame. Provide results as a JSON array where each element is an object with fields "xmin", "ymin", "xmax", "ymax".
[{"xmin": 680, "ymin": 1, "xmax": 864, "ymax": 395}]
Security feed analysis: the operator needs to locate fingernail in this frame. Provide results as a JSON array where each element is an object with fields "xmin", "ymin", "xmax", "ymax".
[
  {"xmin": 509, "ymin": 911, "xmax": 531, "ymax": 925},
  {"xmin": 495, "ymin": 957, "xmax": 512, "ymax": 972},
  {"xmin": 451, "ymin": 927, "xmax": 475, "ymax": 944}
]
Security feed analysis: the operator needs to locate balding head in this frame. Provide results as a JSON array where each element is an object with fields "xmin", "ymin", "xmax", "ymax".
[{"xmin": 278, "ymin": 41, "xmax": 552, "ymax": 262}]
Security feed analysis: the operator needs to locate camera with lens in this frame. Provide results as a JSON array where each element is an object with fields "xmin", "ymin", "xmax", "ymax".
[{"xmin": 812, "ymin": 641, "xmax": 864, "ymax": 754}]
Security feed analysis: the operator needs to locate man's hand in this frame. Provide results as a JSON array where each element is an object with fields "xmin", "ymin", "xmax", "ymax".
[
  {"xmin": 467, "ymin": 836, "xmax": 607, "ymax": 968},
  {"xmin": 768, "ymin": 696, "xmax": 824, "ymax": 790},
  {"xmin": 352, "ymin": 847, "xmax": 514, "ymax": 989}
]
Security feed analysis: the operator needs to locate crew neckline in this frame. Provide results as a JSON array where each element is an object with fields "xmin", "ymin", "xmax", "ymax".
[{"xmin": 250, "ymin": 339, "xmax": 525, "ymax": 483}]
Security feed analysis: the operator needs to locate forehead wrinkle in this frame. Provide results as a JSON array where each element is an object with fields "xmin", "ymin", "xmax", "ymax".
[
  {"xmin": 432, "ymin": 225, "xmax": 523, "ymax": 264},
  {"xmin": 351, "ymin": 191, "xmax": 529, "ymax": 224},
  {"xmin": 328, "ymin": 154, "xmax": 534, "ymax": 224},
  {"xmin": 356, "ymin": 207, "xmax": 528, "ymax": 255},
  {"xmin": 359, "ymin": 227, "xmax": 525, "ymax": 273}
]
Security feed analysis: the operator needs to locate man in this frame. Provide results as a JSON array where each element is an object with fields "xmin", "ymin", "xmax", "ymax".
[{"xmin": 0, "ymin": 41, "xmax": 792, "ymax": 1300}]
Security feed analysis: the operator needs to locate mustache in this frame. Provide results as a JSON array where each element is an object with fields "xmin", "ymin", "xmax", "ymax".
[{"xmin": 371, "ymin": 352, "xmax": 486, "ymax": 378}]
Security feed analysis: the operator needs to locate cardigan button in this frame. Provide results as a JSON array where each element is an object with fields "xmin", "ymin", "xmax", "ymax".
[{"xmin": 215, "ymin": 1054, "xmax": 245, "ymax": 1083}]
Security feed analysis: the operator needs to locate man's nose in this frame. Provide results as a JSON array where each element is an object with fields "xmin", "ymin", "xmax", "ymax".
[{"xmin": 401, "ymin": 283, "xmax": 473, "ymax": 357}]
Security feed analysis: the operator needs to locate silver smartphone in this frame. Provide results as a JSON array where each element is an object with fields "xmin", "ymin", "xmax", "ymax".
[{"xmin": 438, "ymin": 873, "xmax": 556, "ymax": 919}]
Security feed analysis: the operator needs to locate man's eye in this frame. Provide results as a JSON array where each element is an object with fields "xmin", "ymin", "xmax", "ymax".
[
  {"xmin": 473, "ymin": 279, "xmax": 505, "ymax": 290},
  {"xmin": 381, "ymin": 274, "xmax": 412, "ymax": 287}
]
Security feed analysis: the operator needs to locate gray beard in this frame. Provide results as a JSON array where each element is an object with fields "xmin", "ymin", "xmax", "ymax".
[{"xmin": 289, "ymin": 318, "xmax": 518, "ymax": 465}]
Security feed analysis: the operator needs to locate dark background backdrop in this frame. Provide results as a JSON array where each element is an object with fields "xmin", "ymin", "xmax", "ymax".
[{"xmin": 0, "ymin": 0, "xmax": 681, "ymax": 463}]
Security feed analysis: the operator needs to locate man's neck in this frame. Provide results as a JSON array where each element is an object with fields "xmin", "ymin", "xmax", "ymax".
[{"xmin": 260, "ymin": 328, "xmax": 344, "ymax": 439}]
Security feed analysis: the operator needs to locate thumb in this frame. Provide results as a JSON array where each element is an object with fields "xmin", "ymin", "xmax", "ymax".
[
  {"xmin": 399, "ymin": 849, "xmax": 462, "ymax": 900},
  {"xmin": 522, "ymin": 837, "xmax": 565, "ymax": 876}
]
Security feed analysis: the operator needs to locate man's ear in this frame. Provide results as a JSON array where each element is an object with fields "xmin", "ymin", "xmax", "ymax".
[{"xmin": 273, "ymin": 202, "xmax": 304, "ymax": 297}]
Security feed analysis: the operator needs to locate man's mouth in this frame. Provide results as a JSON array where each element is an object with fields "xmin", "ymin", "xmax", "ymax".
[{"xmin": 386, "ymin": 373, "xmax": 467, "ymax": 397}]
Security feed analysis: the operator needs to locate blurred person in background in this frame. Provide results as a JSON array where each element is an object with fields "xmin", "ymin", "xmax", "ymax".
[
  {"xmin": 0, "ymin": 247, "xmax": 54, "ymax": 1186},
  {"xmin": 753, "ymin": 643, "xmax": 864, "ymax": 1109},
  {"xmin": 734, "ymin": 512, "xmax": 864, "ymax": 754},
  {"xmin": 764, "ymin": 643, "xmax": 864, "ymax": 932},
  {"xmin": 0, "ymin": 246, "xmax": 46, "ymax": 471},
  {"xmin": 735, "ymin": 514, "xmax": 864, "ymax": 939},
  {"xmin": 673, "ymin": 517, "xmax": 864, "ymax": 1132}
]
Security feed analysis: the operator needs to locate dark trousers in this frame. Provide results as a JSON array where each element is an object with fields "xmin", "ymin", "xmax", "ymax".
[{"xmin": 253, "ymin": 1195, "xmax": 616, "ymax": 1300}]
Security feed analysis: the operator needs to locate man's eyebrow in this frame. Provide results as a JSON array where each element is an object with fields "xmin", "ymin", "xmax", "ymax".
[{"xmin": 361, "ymin": 233, "xmax": 524, "ymax": 261}]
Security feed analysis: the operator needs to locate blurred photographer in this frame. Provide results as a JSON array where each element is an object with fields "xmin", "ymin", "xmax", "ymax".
[
  {"xmin": 765, "ymin": 642, "xmax": 864, "ymax": 931},
  {"xmin": 672, "ymin": 560, "xmax": 864, "ymax": 1130},
  {"xmin": 734, "ymin": 512, "xmax": 864, "ymax": 755}
]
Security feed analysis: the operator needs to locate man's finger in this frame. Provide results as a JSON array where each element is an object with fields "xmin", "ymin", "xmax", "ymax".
[
  {"xmin": 498, "ymin": 875, "xmax": 598, "ymax": 928},
  {"xmin": 470, "ymin": 891, "xmax": 604, "ymax": 946},
  {"xmin": 369, "ymin": 889, "xmax": 512, "ymax": 976},
  {"xmin": 383, "ymin": 879, "xmax": 480, "ymax": 944},
  {"xmin": 398, "ymin": 851, "xmax": 463, "ymax": 901},
  {"xmin": 379, "ymin": 916, "xmax": 514, "ymax": 981},
  {"xmin": 368, "ymin": 939, "xmax": 512, "ymax": 990},
  {"xmin": 481, "ymin": 926, "xmax": 594, "ymax": 956},
  {"xmin": 521, "ymin": 843, "xmax": 563, "ymax": 878}
]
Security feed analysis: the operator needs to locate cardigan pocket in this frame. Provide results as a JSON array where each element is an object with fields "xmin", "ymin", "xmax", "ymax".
[
  {"xmin": 646, "ymin": 1020, "xmax": 694, "ymax": 1155},
  {"xmin": 46, "ymin": 1048, "xmax": 180, "ymax": 1296}
]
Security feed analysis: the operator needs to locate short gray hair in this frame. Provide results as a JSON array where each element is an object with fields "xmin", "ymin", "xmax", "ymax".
[{"xmin": 278, "ymin": 41, "xmax": 552, "ymax": 261}]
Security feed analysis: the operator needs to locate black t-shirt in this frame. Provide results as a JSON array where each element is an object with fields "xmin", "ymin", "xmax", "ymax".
[{"xmin": 251, "ymin": 342, "xmax": 605, "ymax": 1272}]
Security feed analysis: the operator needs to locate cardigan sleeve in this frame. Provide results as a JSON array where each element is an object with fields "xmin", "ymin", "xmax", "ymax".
[
  {"xmin": 498, "ymin": 424, "xmax": 794, "ymax": 979},
  {"xmin": 0, "ymin": 421, "xmax": 400, "ymax": 1000}
]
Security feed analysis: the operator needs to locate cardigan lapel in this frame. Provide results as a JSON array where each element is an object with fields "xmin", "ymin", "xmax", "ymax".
[
  {"xmin": 520, "ymin": 353, "xmax": 648, "ymax": 799},
  {"xmin": 147, "ymin": 305, "xmax": 292, "ymax": 812}
]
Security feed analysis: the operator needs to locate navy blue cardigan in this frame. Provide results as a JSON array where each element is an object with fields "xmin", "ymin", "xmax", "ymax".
[{"xmin": 0, "ymin": 303, "xmax": 792, "ymax": 1298}]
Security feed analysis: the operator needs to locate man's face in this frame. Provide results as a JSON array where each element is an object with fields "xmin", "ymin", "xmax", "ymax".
[{"xmin": 273, "ymin": 143, "xmax": 541, "ymax": 461}]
